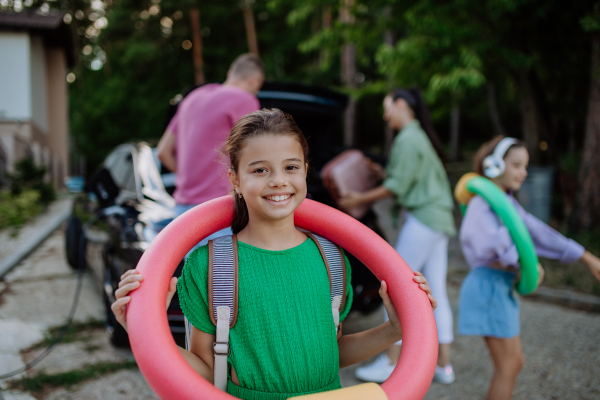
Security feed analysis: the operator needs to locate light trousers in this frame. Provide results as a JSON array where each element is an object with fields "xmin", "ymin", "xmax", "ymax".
[{"xmin": 384, "ymin": 212, "xmax": 454, "ymax": 345}]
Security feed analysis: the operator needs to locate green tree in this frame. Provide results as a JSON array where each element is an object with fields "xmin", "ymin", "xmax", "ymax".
[{"xmin": 573, "ymin": 6, "xmax": 600, "ymax": 232}]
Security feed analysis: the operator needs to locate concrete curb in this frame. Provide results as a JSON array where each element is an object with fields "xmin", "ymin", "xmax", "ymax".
[
  {"xmin": 449, "ymin": 274, "xmax": 600, "ymax": 313},
  {"xmin": 0, "ymin": 202, "xmax": 72, "ymax": 279},
  {"xmin": 527, "ymin": 286, "xmax": 600, "ymax": 312}
]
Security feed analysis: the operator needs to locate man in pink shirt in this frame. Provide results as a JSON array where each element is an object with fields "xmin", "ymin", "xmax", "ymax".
[{"xmin": 157, "ymin": 53, "xmax": 264, "ymax": 244}]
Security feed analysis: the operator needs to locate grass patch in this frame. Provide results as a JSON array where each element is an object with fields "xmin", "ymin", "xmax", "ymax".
[
  {"xmin": 83, "ymin": 343, "xmax": 102, "ymax": 353},
  {"xmin": 32, "ymin": 319, "xmax": 105, "ymax": 349},
  {"xmin": 8, "ymin": 361, "xmax": 137, "ymax": 392}
]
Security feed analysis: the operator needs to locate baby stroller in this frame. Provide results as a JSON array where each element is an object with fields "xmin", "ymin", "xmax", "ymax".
[{"xmin": 66, "ymin": 142, "xmax": 186, "ymax": 347}]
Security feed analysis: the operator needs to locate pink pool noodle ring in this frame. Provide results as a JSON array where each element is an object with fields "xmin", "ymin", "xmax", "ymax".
[{"xmin": 127, "ymin": 196, "xmax": 438, "ymax": 400}]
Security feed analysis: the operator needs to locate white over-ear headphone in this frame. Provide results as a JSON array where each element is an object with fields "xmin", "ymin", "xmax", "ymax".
[{"xmin": 482, "ymin": 137, "xmax": 518, "ymax": 178}]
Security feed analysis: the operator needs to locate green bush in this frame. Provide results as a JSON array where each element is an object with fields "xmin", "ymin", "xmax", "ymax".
[
  {"xmin": 0, "ymin": 189, "xmax": 44, "ymax": 230},
  {"xmin": 0, "ymin": 157, "xmax": 57, "ymax": 231},
  {"xmin": 9, "ymin": 157, "xmax": 56, "ymax": 205}
]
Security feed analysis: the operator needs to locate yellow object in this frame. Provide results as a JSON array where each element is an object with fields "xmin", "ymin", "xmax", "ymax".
[
  {"xmin": 287, "ymin": 383, "xmax": 388, "ymax": 400},
  {"xmin": 454, "ymin": 172, "xmax": 480, "ymax": 205}
]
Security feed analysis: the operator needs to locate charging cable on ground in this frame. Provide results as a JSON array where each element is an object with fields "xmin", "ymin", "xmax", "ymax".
[{"xmin": 0, "ymin": 216, "xmax": 97, "ymax": 380}]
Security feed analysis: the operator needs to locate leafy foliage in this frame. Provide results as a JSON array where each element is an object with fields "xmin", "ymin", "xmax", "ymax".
[
  {"xmin": 0, "ymin": 157, "xmax": 56, "ymax": 230},
  {"xmin": 0, "ymin": 189, "xmax": 43, "ymax": 231},
  {"xmin": 2, "ymin": 0, "xmax": 599, "ymax": 173},
  {"xmin": 9, "ymin": 158, "xmax": 56, "ymax": 204}
]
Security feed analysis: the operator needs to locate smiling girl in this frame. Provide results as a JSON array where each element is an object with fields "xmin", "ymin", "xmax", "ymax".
[
  {"xmin": 111, "ymin": 108, "xmax": 437, "ymax": 399},
  {"xmin": 458, "ymin": 136, "xmax": 600, "ymax": 400}
]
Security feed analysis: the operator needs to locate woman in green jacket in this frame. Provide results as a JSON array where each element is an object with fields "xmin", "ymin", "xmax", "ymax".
[{"xmin": 340, "ymin": 88, "xmax": 456, "ymax": 385}]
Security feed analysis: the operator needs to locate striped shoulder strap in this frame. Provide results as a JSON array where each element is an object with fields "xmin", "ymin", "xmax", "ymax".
[
  {"xmin": 207, "ymin": 234, "xmax": 239, "ymax": 329},
  {"xmin": 302, "ymin": 231, "xmax": 347, "ymax": 315},
  {"xmin": 183, "ymin": 235, "xmax": 238, "ymax": 393}
]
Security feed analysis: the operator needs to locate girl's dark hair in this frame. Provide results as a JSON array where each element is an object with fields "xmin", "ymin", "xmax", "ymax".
[
  {"xmin": 391, "ymin": 88, "xmax": 446, "ymax": 163},
  {"xmin": 222, "ymin": 108, "xmax": 309, "ymax": 234},
  {"xmin": 472, "ymin": 135, "xmax": 527, "ymax": 176}
]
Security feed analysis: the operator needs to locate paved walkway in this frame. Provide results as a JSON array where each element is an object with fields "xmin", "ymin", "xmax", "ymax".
[
  {"xmin": 339, "ymin": 284, "xmax": 600, "ymax": 399},
  {"xmin": 0, "ymin": 220, "xmax": 599, "ymax": 399}
]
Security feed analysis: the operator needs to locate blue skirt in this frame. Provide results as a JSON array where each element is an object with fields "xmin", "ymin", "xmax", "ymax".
[{"xmin": 458, "ymin": 267, "xmax": 520, "ymax": 338}]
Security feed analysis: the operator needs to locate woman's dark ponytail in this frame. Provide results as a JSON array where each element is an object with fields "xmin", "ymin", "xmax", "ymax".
[{"xmin": 392, "ymin": 88, "xmax": 446, "ymax": 163}]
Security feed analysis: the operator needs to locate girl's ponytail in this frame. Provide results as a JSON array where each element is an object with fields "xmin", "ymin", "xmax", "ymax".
[{"xmin": 232, "ymin": 193, "xmax": 250, "ymax": 234}]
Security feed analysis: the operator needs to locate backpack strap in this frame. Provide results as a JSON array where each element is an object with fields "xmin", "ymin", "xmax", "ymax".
[
  {"xmin": 209, "ymin": 234, "xmax": 238, "ymax": 392},
  {"xmin": 184, "ymin": 235, "xmax": 238, "ymax": 392},
  {"xmin": 303, "ymin": 231, "xmax": 347, "ymax": 338},
  {"xmin": 207, "ymin": 235, "xmax": 239, "ymax": 329}
]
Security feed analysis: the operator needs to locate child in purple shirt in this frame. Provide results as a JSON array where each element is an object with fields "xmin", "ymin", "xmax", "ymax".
[{"xmin": 458, "ymin": 136, "xmax": 600, "ymax": 400}]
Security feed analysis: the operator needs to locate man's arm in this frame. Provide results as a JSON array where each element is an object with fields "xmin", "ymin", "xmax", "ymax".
[{"xmin": 157, "ymin": 129, "xmax": 177, "ymax": 172}]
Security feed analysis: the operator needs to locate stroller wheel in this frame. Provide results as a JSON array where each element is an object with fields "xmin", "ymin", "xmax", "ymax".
[{"xmin": 65, "ymin": 215, "xmax": 84, "ymax": 270}]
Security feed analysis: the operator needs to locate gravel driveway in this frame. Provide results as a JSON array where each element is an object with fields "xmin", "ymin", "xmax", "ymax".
[{"xmin": 1, "ymin": 225, "xmax": 599, "ymax": 399}]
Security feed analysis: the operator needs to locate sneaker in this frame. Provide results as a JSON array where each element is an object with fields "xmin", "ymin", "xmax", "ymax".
[
  {"xmin": 355, "ymin": 354, "xmax": 396, "ymax": 383},
  {"xmin": 433, "ymin": 364, "xmax": 455, "ymax": 384}
]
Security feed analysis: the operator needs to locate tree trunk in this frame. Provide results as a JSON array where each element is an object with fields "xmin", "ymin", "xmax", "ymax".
[
  {"xmin": 568, "ymin": 120, "xmax": 577, "ymax": 153},
  {"xmin": 242, "ymin": 0, "xmax": 259, "ymax": 55},
  {"xmin": 516, "ymin": 70, "xmax": 541, "ymax": 164},
  {"xmin": 516, "ymin": 69, "xmax": 557, "ymax": 165},
  {"xmin": 320, "ymin": 5, "xmax": 332, "ymax": 69},
  {"xmin": 574, "ymin": 33, "xmax": 600, "ymax": 231},
  {"xmin": 340, "ymin": 0, "xmax": 356, "ymax": 147},
  {"xmin": 487, "ymin": 82, "xmax": 507, "ymax": 137},
  {"xmin": 383, "ymin": 5, "xmax": 395, "ymax": 155},
  {"xmin": 189, "ymin": 8, "xmax": 205, "ymax": 85},
  {"xmin": 450, "ymin": 105, "xmax": 460, "ymax": 162},
  {"xmin": 341, "ymin": 47, "xmax": 357, "ymax": 147}
]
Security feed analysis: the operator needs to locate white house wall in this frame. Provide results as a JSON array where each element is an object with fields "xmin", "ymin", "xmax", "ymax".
[{"xmin": 0, "ymin": 32, "xmax": 31, "ymax": 123}]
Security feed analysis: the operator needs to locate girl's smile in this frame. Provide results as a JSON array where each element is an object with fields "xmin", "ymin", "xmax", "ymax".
[{"xmin": 263, "ymin": 193, "xmax": 294, "ymax": 204}]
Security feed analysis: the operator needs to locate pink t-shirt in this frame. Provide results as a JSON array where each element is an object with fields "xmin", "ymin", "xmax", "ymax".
[{"xmin": 167, "ymin": 83, "xmax": 260, "ymax": 205}]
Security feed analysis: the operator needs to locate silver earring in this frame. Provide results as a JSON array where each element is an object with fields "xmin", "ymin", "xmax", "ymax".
[{"xmin": 238, "ymin": 193, "xmax": 242, "ymax": 198}]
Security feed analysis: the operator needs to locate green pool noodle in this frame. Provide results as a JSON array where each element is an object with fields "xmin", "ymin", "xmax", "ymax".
[{"xmin": 462, "ymin": 176, "xmax": 539, "ymax": 295}]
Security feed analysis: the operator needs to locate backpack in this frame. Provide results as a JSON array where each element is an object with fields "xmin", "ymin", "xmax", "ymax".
[{"xmin": 184, "ymin": 231, "xmax": 348, "ymax": 391}]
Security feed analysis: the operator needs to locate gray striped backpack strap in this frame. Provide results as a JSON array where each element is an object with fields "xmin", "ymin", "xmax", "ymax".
[
  {"xmin": 303, "ymin": 231, "xmax": 347, "ymax": 339},
  {"xmin": 209, "ymin": 235, "xmax": 238, "ymax": 392},
  {"xmin": 184, "ymin": 234, "xmax": 239, "ymax": 392}
]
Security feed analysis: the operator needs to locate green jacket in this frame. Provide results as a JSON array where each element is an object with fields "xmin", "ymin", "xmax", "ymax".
[{"xmin": 383, "ymin": 120, "xmax": 456, "ymax": 236}]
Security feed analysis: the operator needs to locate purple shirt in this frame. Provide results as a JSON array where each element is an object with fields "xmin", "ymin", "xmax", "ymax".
[
  {"xmin": 167, "ymin": 83, "xmax": 260, "ymax": 205},
  {"xmin": 460, "ymin": 193, "xmax": 584, "ymax": 270}
]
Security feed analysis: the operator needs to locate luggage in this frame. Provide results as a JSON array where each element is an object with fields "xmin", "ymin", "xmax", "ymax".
[{"xmin": 321, "ymin": 150, "xmax": 376, "ymax": 219}]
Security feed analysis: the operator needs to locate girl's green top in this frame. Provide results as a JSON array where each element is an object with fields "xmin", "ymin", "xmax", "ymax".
[
  {"xmin": 177, "ymin": 237, "xmax": 353, "ymax": 400},
  {"xmin": 383, "ymin": 120, "xmax": 456, "ymax": 236}
]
